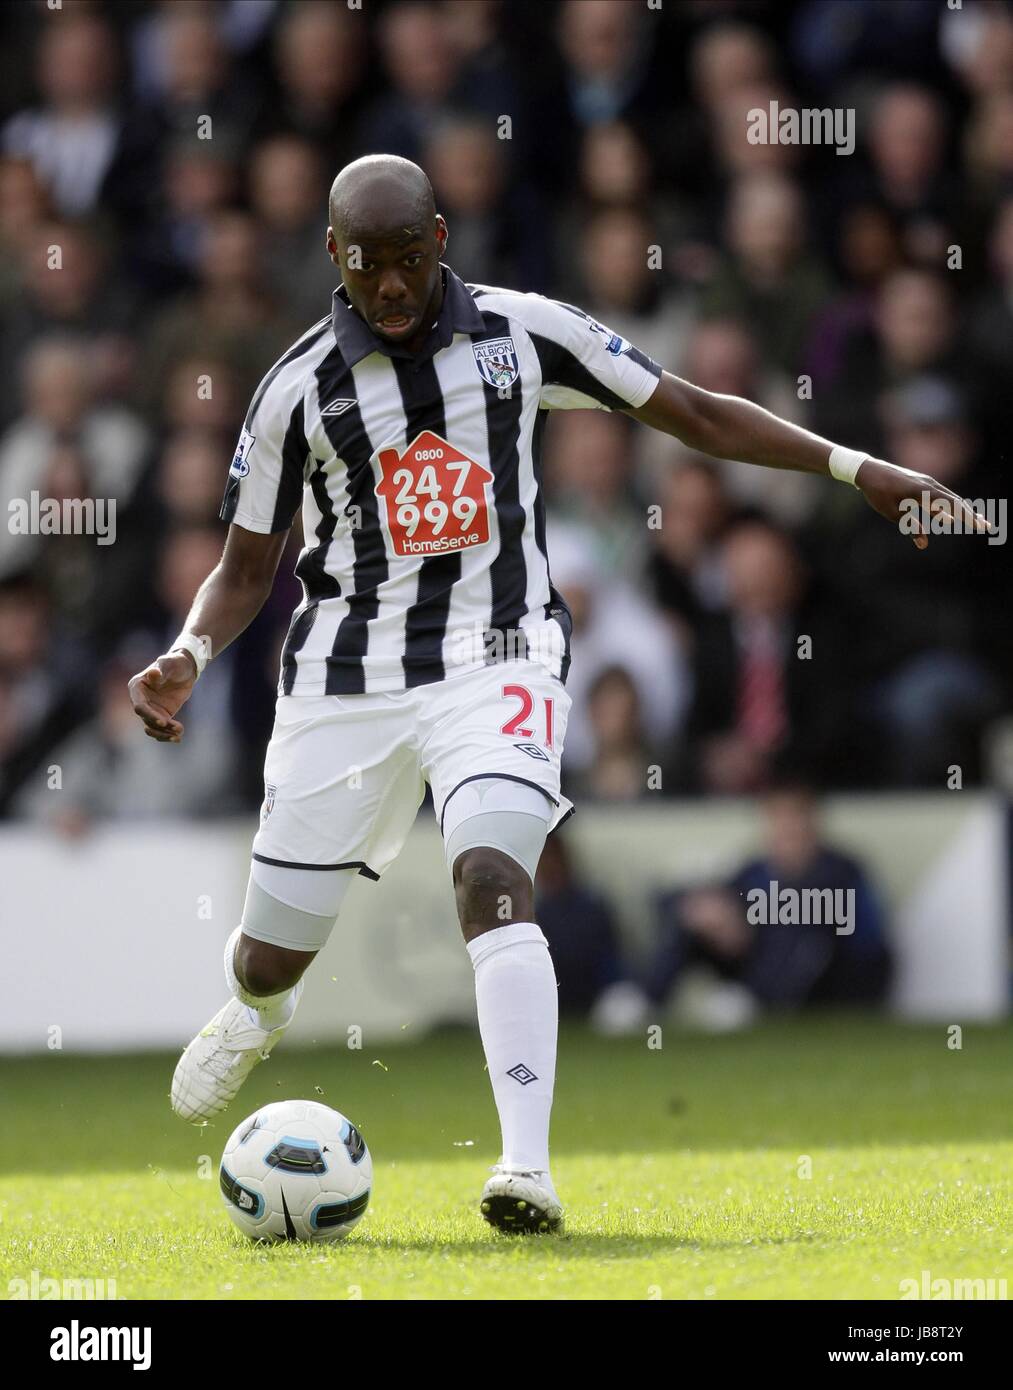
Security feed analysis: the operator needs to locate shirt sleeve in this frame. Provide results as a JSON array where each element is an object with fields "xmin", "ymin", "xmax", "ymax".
[
  {"xmin": 219, "ymin": 366, "xmax": 310, "ymax": 534},
  {"xmin": 508, "ymin": 294, "xmax": 663, "ymax": 412}
]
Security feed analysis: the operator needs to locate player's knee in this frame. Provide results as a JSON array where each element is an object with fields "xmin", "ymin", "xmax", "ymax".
[
  {"xmin": 235, "ymin": 935, "xmax": 311, "ymax": 997},
  {"xmin": 453, "ymin": 846, "xmax": 532, "ymax": 937}
]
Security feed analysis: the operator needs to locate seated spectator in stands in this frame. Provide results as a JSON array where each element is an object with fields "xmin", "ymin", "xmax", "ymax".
[
  {"xmin": 702, "ymin": 171, "xmax": 832, "ymax": 379},
  {"xmin": 12, "ymin": 639, "xmax": 238, "ymax": 831},
  {"xmin": 667, "ymin": 318, "xmax": 817, "ymax": 525},
  {"xmin": 154, "ymin": 429, "xmax": 235, "ymax": 529},
  {"xmin": 0, "ymin": 574, "xmax": 85, "ymax": 816},
  {"xmin": 813, "ymin": 266, "xmax": 968, "ymax": 458},
  {"xmin": 423, "ymin": 113, "xmax": 546, "ymax": 289},
  {"xmin": 548, "ymin": 522, "xmax": 688, "ymax": 781},
  {"xmin": 359, "ymin": 2, "xmax": 461, "ymax": 164},
  {"xmin": 827, "ymin": 376, "xmax": 1000, "ymax": 786},
  {"xmin": 160, "ymin": 355, "xmax": 242, "ymax": 433},
  {"xmin": 15, "ymin": 527, "xmax": 244, "ymax": 827},
  {"xmin": 535, "ymin": 831, "xmax": 624, "ymax": 1018},
  {"xmin": 544, "ymin": 408, "xmax": 645, "ymax": 579},
  {"xmin": 141, "ymin": 212, "xmax": 299, "ymax": 417},
  {"xmin": 249, "ymin": 135, "xmax": 337, "ymax": 325},
  {"xmin": 0, "ymin": 157, "xmax": 51, "ymax": 309},
  {"xmin": 0, "ymin": 220, "xmax": 135, "ymax": 428},
  {"xmin": 571, "ymin": 205, "xmax": 695, "ymax": 370},
  {"xmin": 805, "ymin": 201, "xmax": 905, "ymax": 391},
  {"xmin": 2, "ymin": 11, "xmax": 121, "ymax": 218},
  {"xmin": 570, "ymin": 665, "xmax": 653, "ymax": 802},
  {"xmin": 862, "ymin": 85, "xmax": 960, "ymax": 267},
  {"xmin": 262, "ymin": 0, "xmax": 366, "ymax": 159},
  {"xmin": 682, "ymin": 519, "xmax": 853, "ymax": 793},
  {"xmin": 646, "ymin": 457, "xmax": 733, "ymax": 637},
  {"xmin": 129, "ymin": 137, "xmax": 240, "ymax": 297},
  {"xmin": 0, "ymin": 337, "xmax": 149, "ymax": 583},
  {"xmin": 643, "ymin": 781, "xmax": 892, "ymax": 1018}
]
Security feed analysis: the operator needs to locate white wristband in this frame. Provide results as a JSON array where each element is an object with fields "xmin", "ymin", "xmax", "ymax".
[
  {"xmin": 828, "ymin": 446, "xmax": 868, "ymax": 487},
  {"xmin": 170, "ymin": 632, "xmax": 213, "ymax": 679}
]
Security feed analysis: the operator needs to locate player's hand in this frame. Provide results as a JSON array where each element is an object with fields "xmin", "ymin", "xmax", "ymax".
[
  {"xmin": 856, "ymin": 458, "xmax": 992, "ymax": 550},
  {"xmin": 127, "ymin": 653, "xmax": 197, "ymax": 743}
]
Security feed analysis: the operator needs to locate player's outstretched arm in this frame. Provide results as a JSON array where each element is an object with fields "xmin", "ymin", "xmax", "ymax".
[
  {"xmin": 128, "ymin": 523, "xmax": 289, "ymax": 744},
  {"xmin": 626, "ymin": 371, "xmax": 990, "ymax": 549}
]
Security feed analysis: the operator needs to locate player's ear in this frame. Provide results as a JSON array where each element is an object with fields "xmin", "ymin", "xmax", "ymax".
[
  {"xmin": 435, "ymin": 215, "xmax": 448, "ymax": 259},
  {"xmin": 326, "ymin": 226, "xmax": 340, "ymax": 266}
]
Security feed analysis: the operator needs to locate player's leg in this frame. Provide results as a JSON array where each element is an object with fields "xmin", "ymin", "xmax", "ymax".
[
  {"xmin": 170, "ymin": 861, "xmax": 353, "ymax": 1124},
  {"xmin": 423, "ymin": 664, "xmax": 572, "ymax": 1233},
  {"xmin": 172, "ymin": 692, "xmax": 424, "ymax": 1123}
]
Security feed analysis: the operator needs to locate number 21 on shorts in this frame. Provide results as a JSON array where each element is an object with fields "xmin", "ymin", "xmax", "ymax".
[{"xmin": 499, "ymin": 684, "xmax": 554, "ymax": 749}]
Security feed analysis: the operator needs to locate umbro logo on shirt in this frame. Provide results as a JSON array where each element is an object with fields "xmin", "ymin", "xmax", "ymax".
[{"xmin": 321, "ymin": 397, "xmax": 356, "ymax": 417}]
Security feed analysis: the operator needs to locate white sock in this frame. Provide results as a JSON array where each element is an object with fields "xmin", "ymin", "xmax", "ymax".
[
  {"xmin": 467, "ymin": 921, "xmax": 558, "ymax": 1175},
  {"xmin": 223, "ymin": 926, "xmax": 299, "ymax": 1031}
]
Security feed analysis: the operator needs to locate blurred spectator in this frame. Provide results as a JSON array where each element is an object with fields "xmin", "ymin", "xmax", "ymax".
[
  {"xmin": 544, "ymin": 409, "xmax": 647, "ymax": 577},
  {"xmin": 140, "ymin": 211, "xmax": 299, "ymax": 416},
  {"xmin": 535, "ymin": 831, "xmax": 624, "ymax": 1016},
  {"xmin": 825, "ymin": 376, "xmax": 1000, "ymax": 786},
  {"xmin": 550, "ymin": 523, "xmax": 688, "ymax": 781},
  {"xmin": 644, "ymin": 782, "xmax": 892, "ymax": 1019},
  {"xmin": 0, "ymin": 337, "xmax": 148, "ymax": 585},
  {"xmin": 249, "ymin": 135, "xmax": 336, "ymax": 324},
  {"xmin": 673, "ymin": 318, "xmax": 817, "ymax": 524},
  {"xmin": 18, "ymin": 524, "xmax": 250, "ymax": 824},
  {"xmin": 0, "ymin": 574, "xmax": 84, "ymax": 815},
  {"xmin": 424, "ymin": 113, "xmax": 546, "ymax": 288},
  {"xmin": 571, "ymin": 665, "xmax": 654, "ymax": 801},
  {"xmin": 0, "ymin": 157, "xmax": 51, "ymax": 307},
  {"xmin": 647, "ymin": 458, "xmax": 733, "ymax": 636},
  {"xmin": 702, "ymin": 172, "xmax": 832, "ymax": 377},
  {"xmin": 682, "ymin": 519, "xmax": 851, "ymax": 793},
  {"xmin": 360, "ymin": 2, "xmax": 462, "ymax": 163},
  {"xmin": 2, "ymin": 12, "xmax": 121, "ymax": 217},
  {"xmin": 262, "ymin": 0, "xmax": 367, "ymax": 158},
  {"xmin": 572, "ymin": 205, "xmax": 695, "ymax": 368},
  {"xmin": 0, "ymin": 220, "xmax": 135, "ymax": 428}
]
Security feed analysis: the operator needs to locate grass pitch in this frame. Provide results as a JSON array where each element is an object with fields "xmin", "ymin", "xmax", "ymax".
[{"xmin": 1, "ymin": 1018, "xmax": 1010, "ymax": 1300}]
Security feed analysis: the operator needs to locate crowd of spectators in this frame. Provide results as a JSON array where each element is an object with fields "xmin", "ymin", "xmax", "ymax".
[{"xmin": 0, "ymin": 0, "xmax": 1009, "ymax": 828}]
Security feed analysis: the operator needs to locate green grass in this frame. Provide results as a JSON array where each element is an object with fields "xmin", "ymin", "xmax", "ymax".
[{"xmin": 1, "ymin": 1019, "xmax": 1010, "ymax": 1300}]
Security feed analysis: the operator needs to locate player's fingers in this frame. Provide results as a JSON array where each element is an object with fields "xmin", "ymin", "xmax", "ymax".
[
  {"xmin": 928, "ymin": 485, "xmax": 993, "ymax": 535},
  {"xmin": 133, "ymin": 698, "xmax": 182, "ymax": 734},
  {"xmin": 143, "ymin": 723, "xmax": 182, "ymax": 743}
]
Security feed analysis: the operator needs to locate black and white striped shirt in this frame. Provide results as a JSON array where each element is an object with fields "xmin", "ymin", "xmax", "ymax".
[{"xmin": 220, "ymin": 266, "xmax": 662, "ymax": 695}]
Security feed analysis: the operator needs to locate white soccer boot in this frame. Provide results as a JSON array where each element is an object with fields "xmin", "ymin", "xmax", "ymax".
[
  {"xmin": 480, "ymin": 1165, "xmax": 565, "ymax": 1234},
  {"xmin": 170, "ymin": 987, "xmax": 302, "ymax": 1124}
]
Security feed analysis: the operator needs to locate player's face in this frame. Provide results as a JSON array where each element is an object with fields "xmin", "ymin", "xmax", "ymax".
[{"xmin": 327, "ymin": 217, "xmax": 447, "ymax": 351}]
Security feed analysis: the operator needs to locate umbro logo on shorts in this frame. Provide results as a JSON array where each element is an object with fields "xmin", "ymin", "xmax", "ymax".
[
  {"xmin": 320, "ymin": 397, "xmax": 356, "ymax": 417},
  {"xmin": 514, "ymin": 742, "xmax": 550, "ymax": 762}
]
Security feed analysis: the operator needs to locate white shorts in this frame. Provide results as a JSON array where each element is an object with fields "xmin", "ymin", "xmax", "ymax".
[{"xmin": 252, "ymin": 660, "xmax": 573, "ymax": 881}]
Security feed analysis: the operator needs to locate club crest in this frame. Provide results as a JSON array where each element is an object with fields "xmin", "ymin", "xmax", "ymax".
[{"xmin": 473, "ymin": 336, "xmax": 519, "ymax": 390}]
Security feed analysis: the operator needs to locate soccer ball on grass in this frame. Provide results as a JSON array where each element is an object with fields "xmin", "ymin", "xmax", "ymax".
[{"xmin": 219, "ymin": 1099, "xmax": 372, "ymax": 1242}]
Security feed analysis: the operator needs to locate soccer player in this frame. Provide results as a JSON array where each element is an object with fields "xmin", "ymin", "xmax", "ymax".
[{"xmin": 128, "ymin": 155, "xmax": 984, "ymax": 1234}]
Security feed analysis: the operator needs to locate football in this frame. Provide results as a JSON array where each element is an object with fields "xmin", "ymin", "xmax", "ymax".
[{"xmin": 219, "ymin": 1100, "xmax": 372, "ymax": 1243}]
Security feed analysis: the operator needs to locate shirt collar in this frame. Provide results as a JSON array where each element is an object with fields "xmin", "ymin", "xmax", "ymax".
[{"xmin": 330, "ymin": 264, "xmax": 485, "ymax": 366}]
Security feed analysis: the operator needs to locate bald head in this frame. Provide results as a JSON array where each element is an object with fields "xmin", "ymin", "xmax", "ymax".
[
  {"xmin": 325, "ymin": 155, "xmax": 447, "ymax": 352},
  {"xmin": 328, "ymin": 154, "xmax": 435, "ymax": 241}
]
